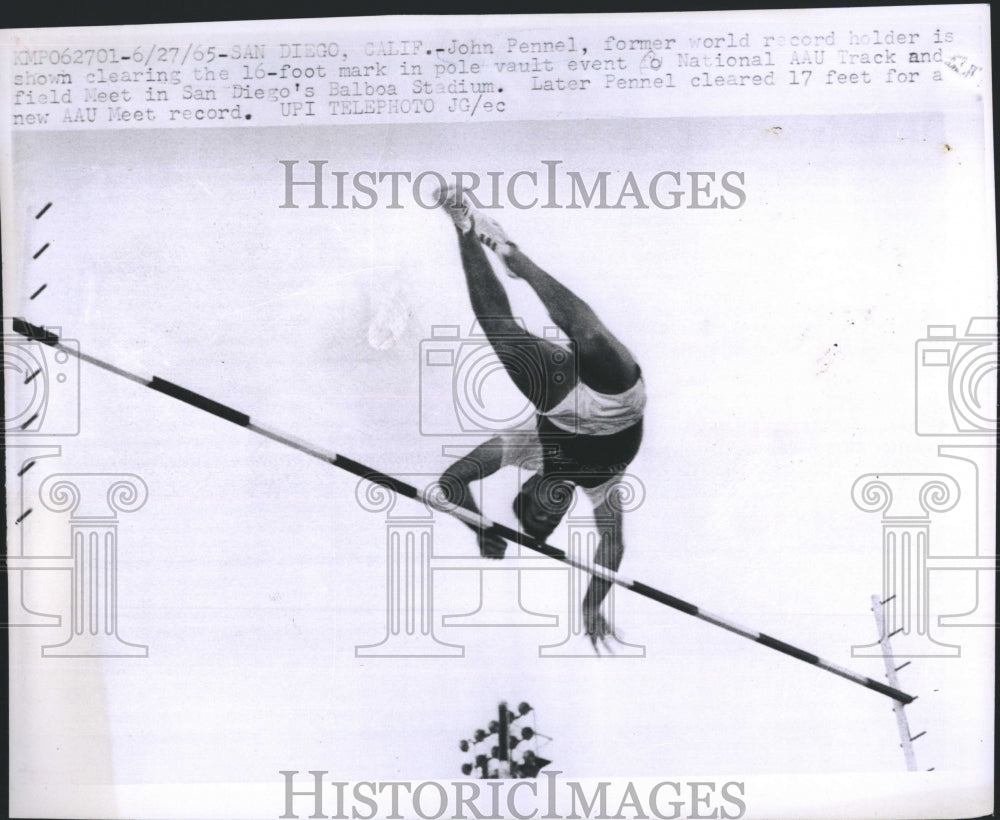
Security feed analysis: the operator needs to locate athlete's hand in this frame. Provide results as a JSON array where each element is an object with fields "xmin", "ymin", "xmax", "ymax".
[
  {"xmin": 583, "ymin": 605, "xmax": 622, "ymax": 655},
  {"xmin": 478, "ymin": 532, "xmax": 508, "ymax": 559}
]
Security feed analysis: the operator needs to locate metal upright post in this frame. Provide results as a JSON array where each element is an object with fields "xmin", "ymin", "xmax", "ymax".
[
  {"xmin": 497, "ymin": 701, "xmax": 511, "ymax": 778},
  {"xmin": 871, "ymin": 594, "xmax": 921, "ymax": 771}
]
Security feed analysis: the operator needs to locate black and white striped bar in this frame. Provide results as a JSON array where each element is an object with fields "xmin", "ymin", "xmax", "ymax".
[{"xmin": 13, "ymin": 317, "xmax": 916, "ymax": 705}]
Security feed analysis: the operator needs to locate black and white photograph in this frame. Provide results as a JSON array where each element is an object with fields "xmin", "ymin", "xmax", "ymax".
[{"xmin": 2, "ymin": 7, "xmax": 995, "ymax": 819}]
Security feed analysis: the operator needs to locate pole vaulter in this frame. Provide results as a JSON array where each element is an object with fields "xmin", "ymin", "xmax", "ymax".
[{"xmin": 13, "ymin": 317, "xmax": 915, "ymax": 706}]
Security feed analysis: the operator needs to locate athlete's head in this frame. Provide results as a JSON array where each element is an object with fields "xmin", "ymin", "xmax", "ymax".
[{"xmin": 513, "ymin": 473, "xmax": 575, "ymax": 540}]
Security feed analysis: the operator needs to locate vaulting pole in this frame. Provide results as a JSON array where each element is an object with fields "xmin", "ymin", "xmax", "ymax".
[{"xmin": 13, "ymin": 317, "xmax": 916, "ymax": 705}]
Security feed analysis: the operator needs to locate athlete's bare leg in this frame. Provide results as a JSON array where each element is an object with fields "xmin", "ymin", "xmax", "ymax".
[
  {"xmin": 501, "ymin": 246, "xmax": 641, "ymax": 395},
  {"xmin": 454, "ymin": 227, "xmax": 575, "ymax": 412},
  {"xmin": 442, "ymin": 182, "xmax": 640, "ymax": 397}
]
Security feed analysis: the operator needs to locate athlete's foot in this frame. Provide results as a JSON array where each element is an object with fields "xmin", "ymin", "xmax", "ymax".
[
  {"xmin": 436, "ymin": 184, "xmax": 473, "ymax": 233},
  {"xmin": 472, "ymin": 213, "xmax": 516, "ymax": 267},
  {"xmin": 437, "ymin": 184, "xmax": 517, "ymax": 266}
]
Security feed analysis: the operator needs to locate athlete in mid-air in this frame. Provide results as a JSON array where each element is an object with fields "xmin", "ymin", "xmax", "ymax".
[{"xmin": 435, "ymin": 186, "xmax": 646, "ymax": 651}]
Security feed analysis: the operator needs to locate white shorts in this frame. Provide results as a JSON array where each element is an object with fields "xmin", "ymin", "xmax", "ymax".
[{"xmin": 541, "ymin": 376, "xmax": 646, "ymax": 435}]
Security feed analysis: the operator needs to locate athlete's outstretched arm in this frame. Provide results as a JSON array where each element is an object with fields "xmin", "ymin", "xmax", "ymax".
[
  {"xmin": 440, "ymin": 437, "xmax": 508, "ymax": 559},
  {"xmin": 581, "ymin": 498, "xmax": 626, "ymax": 646}
]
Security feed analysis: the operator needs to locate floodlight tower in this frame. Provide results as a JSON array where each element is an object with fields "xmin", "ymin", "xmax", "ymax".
[{"xmin": 459, "ymin": 700, "xmax": 552, "ymax": 779}]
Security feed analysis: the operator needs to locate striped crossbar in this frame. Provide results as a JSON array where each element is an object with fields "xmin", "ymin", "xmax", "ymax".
[{"xmin": 12, "ymin": 317, "xmax": 915, "ymax": 704}]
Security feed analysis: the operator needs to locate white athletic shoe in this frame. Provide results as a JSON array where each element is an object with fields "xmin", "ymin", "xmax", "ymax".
[
  {"xmin": 437, "ymin": 184, "xmax": 516, "ymax": 267},
  {"xmin": 436, "ymin": 184, "xmax": 473, "ymax": 233},
  {"xmin": 472, "ymin": 212, "xmax": 514, "ymax": 259}
]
